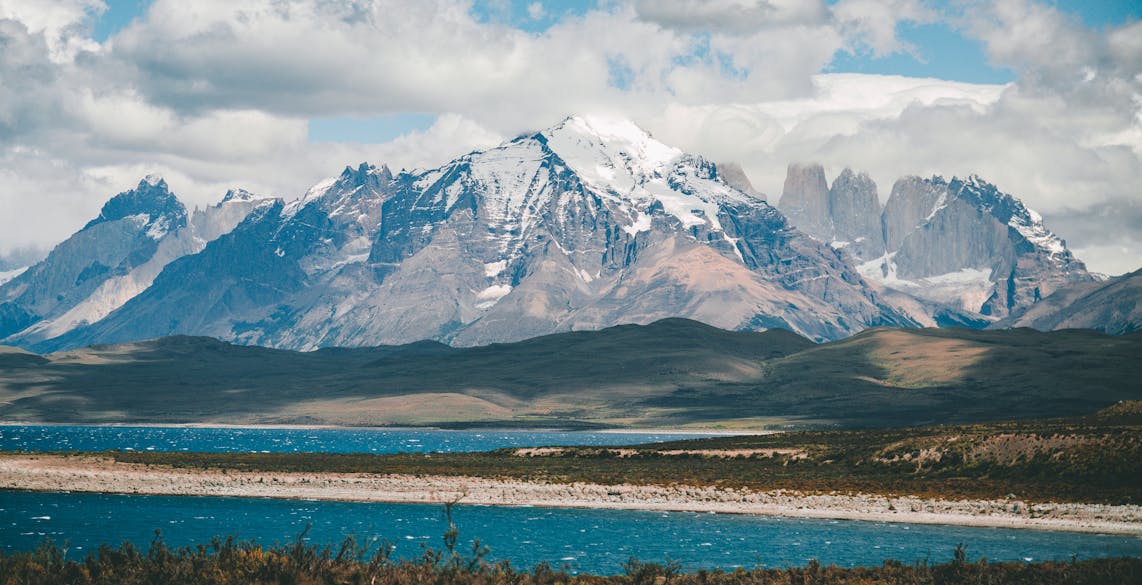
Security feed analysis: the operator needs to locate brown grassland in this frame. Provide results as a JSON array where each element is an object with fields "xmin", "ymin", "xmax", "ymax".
[{"xmin": 96, "ymin": 402, "xmax": 1142, "ymax": 505}]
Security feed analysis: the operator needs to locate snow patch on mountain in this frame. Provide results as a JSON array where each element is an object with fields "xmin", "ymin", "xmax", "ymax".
[
  {"xmin": 954, "ymin": 175, "xmax": 1068, "ymax": 257},
  {"xmin": 1008, "ymin": 206, "xmax": 1067, "ymax": 255},
  {"xmin": 484, "ymin": 260, "xmax": 507, "ymax": 277},
  {"xmin": 858, "ymin": 254, "xmax": 996, "ymax": 313},
  {"xmin": 145, "ymin": 215, "xmax": 172, "ymax": 240},
  {"xmin": 544, "ymin": 116, "xmax": 742, "ymax": 233},
  {"xmin": 463, "ymin": 139, "xmax": 550, "ymax": 238},
  {"xmin": 475, "ymin": 284, "xmax": 513, "ymax": 309},
  {"xmin": 623, "ymin": 211, "xmax": 652, "ymax": 236},
  {"xmin": 0, "ymin": 267, "xmax": 27, "ymax": 286},
  {"xmin": 284, "ymin": 176, "xmax": 338, "ymax": 218},
  {"xmin": 220, "ymin": 188, "xmax": 269, "ymax": 204}
]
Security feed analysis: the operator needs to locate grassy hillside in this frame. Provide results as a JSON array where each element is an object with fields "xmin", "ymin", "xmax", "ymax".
[
  {"xmin": 0, "ymin": 320, "xmax": 1138, "ymax": 428},
  {"xmin": 649, "ymin": 326, "xmax": 1142, "ymax": 426}
]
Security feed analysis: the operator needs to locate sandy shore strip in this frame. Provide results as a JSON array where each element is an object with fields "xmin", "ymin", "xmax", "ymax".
[{"xmin": 1, "ymin": 454, "xmax": 1139, "ymax": 535}]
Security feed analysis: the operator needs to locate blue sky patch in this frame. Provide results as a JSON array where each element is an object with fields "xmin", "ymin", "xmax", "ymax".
[
  {"xmin": 91, "ymin": 0, "xmax": 151, "ymax": 42},
  {"xmin": 1049, "ymin": 0, "xmax": 1140, "ymax": 27},
  {"xmin": 308, "ymin": 114, "xmax": 438, "ymax": 144},
  {"xmin": 829, "ymin": 21, "xmax": 1016, "ymax": 85},
  {"xmin": 92, "ymin": 1, "xmax": 1133, "ymax": 87},
  {"xmin": 470, "ymin": 0, "xmax": 596, "ymax": 33}
]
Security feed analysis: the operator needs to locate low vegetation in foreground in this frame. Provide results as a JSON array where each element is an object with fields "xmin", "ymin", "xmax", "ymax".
[
  {"xmin": 97, "ymin": 403, "xmax": 1142, "ymax": 505},
  {"xmin": 3, "ymin": 530, "xmax": 1139, "ymax": 585}
]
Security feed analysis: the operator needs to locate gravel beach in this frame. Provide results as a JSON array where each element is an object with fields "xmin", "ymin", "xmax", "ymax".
[{"xmin": 2, "ymin": 453, "xmax": 1138, "ymax": 535}]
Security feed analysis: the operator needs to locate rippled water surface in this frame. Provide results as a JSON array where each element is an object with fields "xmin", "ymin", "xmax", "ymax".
[
  {"xmin": 3, "ymin": 425, "xmax": 1138, "ymax": 572},
  {"xmin": 0, "ymin": 425, "xmax": 717, "ymax": 453},
  {"xmin": 2, "ymin": 491, "xmax": 1139, "ymax": 574}
]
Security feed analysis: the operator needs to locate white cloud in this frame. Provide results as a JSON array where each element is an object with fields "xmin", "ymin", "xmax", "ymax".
[
  {"xmin": 647, "ymin": 74, "xmax": 1006, "ymax": 196},
  {"xmin": 832, "ymin": 0, "xmax": 935, "ymax": 57},
  {"xmin": 526, "ymin": 2, "xmax": 545, "ymax": 20},
  {"xmin": 0, "ymin": 0, "xmax": 102, "ymax": 61},
  {"xmin": 632, "ymin": 0, "xmax": 830, "ymax": 35},
  {"xmin": 0, "ymin": 149, "xmax": 112, "ymax": 254},
  {"xmin": 0, "ymin": 0, "xmax": 1138, "ymax": 276}
]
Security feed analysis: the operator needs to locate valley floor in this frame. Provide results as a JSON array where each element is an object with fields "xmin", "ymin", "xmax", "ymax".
[{"xmin": 1, "ymin": 453, "xmax": 1138, "ymax": 536}]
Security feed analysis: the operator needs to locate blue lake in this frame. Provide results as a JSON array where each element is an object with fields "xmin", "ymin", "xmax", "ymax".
[
  {"xmin": 2, "ymin": 491, "xmax": 1139, "ymax": 574},
  {"xmin": 2, "ymin": 425, "xmax": 1139, "ymax": 572},
  {"xmin": 0, "ymin": 425, "xmax": 717, "ymax": 454}
]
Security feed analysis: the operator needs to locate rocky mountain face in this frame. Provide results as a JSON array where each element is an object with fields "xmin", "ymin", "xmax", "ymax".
[
  {"xmin": 775, "ymin": 164, "xmax": 1094, "ymax": 323},
  {"xmin": 715, "ymin": 162, "xmax": 762, "ymax": 197},
  {"xmin": 778, "ymin": 164, "xmax": 884, "ymax": 261},
  {"xmin": 0, "ymin": 177, "xmax": 268, "ymax": 346},
  {"xmin": 0, "ymin": 247, "xmax": 47, "ymax": 286},
  {"xmin": 993, "ymin": 269, "xmax": 1140, "ymax": 334},
  {"xmin": 776, "ymin": 163, "xmax": 833, "ymax": 244},
  {"xmin": 827, "ymin": 169, "xmax": 885, "ymax": 261},
  {"xmin": 10, "ymin": 116, "xmax": 916, "ymax": 352}
]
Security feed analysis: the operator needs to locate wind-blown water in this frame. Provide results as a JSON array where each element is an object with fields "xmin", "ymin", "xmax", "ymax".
[
  {"xmin": 3, "ymin": 425, "xmax": 1138, "ymax": 572},
  {"xmin": 2, "ymin": 491, "xmax": 1138, "ymax": 574},
  {"xmin": 0, "ymin": 425, "xmax": 718, "ymax": 454}
]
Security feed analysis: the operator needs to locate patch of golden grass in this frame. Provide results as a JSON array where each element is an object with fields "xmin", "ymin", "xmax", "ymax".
[{"xmin": 864, "ymin": 330, "xmax": 989, "ymax": 388}]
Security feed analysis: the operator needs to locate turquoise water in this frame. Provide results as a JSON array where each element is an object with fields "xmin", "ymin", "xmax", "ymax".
[
  {"xmin": 2, "ymin": 491, "xmax": 1138, "ymax": 574},
  {"xmin": 0, "ymin": 425, "xmax": 716, "ymax": 453},
  {"xmin": 3, "ymin": 426, "xmax": 1138, "ymax": 572}
]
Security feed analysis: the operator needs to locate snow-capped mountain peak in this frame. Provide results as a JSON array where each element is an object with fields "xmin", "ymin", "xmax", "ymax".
[
  {"xmin": 1, "ymin": 176, "xmax": 272, "ymax": 346},
  {"xmin": 281, "ymin": 164, "xmax": 393, "ymax": 225},
  {"xmin": 539, "ymin": 114, "xmax": 751, "ymax": 234},
  {"xmin": 141, "ymin": 174, "xmax": 167, "ymax": 189},
  {"xmin": 542, "ymin": 114, "xmax": 681, "ymax": 189},
  {"xmin": 219, "ymin": 188, "xmax": 271, "ymax": 205},
  {"xmin": 84, "ymin": 175, "xmax": 186, "ymax": 232},
  {"xmin": 6, "ymin": 116, "xmax": 919, "ymax": 351}
]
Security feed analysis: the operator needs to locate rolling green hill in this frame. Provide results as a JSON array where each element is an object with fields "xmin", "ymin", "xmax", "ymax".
[{"xmin": 0, "ymin": 319, "xmax": 1138, "ymax": 428}]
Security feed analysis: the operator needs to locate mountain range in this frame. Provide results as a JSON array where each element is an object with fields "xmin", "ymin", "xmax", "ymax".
[
  {"xmin": 769, "ymin": 163, "xmax": 1099, "ymax": 327},
  {"xmin": 0, "ymin": 115, "xmax": 1135, "ymax": 351}
]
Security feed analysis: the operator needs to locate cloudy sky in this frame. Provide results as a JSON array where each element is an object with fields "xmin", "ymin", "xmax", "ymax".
[{"xmin": 1, "ymin": 0, "xmax": 1139, "ymax": 274}]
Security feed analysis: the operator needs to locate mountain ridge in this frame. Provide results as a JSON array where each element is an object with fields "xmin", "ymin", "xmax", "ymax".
[
  {"xmin": 2, "ymin": 115, "xmax": 1130, "ymax": 351},
  {"xmin": 992, "ymin": 268, "xmax": 1140, "ymax": 334},
  {"xmin": 0, "ymin": 178, "xmax": 271, "ymax": 348},
  {"xmin": 773, "ymin": 163, "xmax": 1095, "ymax": 325},
  {"xmin": 7, "ymin": 115, "xmax": 915, "ymax": 352}
]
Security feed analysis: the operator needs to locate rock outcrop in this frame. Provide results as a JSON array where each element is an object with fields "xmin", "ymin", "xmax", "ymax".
[
  {"xmin": 772, "ymin": 164, "xmax": 1094, "ymax": 322},
  {"xmin": 777, "ymin": 163, "xmax": 833, "ymax": 242}
]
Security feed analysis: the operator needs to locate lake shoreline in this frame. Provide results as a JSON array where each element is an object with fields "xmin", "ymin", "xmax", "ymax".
[
  {"xmin": 0, "ymin": 421, "xmax": 754, "ymax": 434},
  {"xmin": 2, "ymin": 454, "xmax": 1138, "ymax": 536}
]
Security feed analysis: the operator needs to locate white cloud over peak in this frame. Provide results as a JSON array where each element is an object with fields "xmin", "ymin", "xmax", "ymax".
[
  {"xmin": 632, "ymin": 0, "xmax": 830, "ymax": 35},
  {"xmin": 832, "ymin": 0, "xmax": 935, "ymax": 57},
  {"xmin": 0, "ymin": 0, "xmax": 1138, "ymax": 274}
]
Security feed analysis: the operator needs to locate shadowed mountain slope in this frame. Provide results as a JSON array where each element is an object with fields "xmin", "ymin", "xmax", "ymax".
[
  {"xmin": 993, "ymin": 269, "xmax": 1140, "ymax": 334},
  {"xmin": 1, "ymin": 320, "xmax": 1137, "ymax": 428}
]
